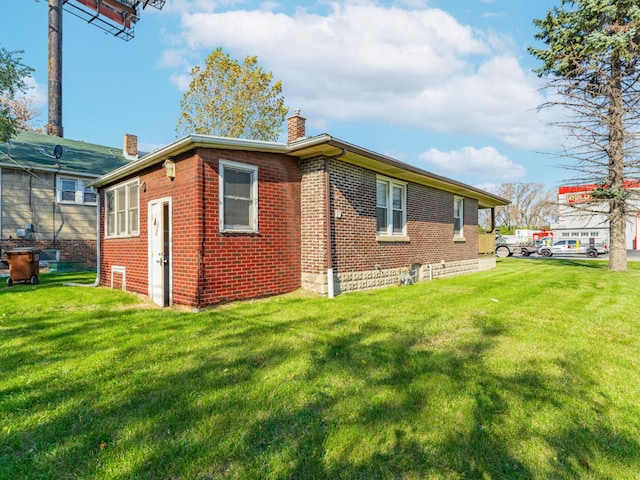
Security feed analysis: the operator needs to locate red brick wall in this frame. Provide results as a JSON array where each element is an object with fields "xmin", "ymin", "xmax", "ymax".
[
  {"xmin": 198, "ymin": 148, "xmax": 301, "ymax": 305},
  {"xmin": 98, "ymin": 148, "xmax": 301, "ymax": 307},
  {"xmin": 329, "ymin": 160, "xmax": 479, "ymax": 272},
  {"xmin": 99, "ymin": 147, "xmax": 480, "ymax": 304},
  {"xmin": 100, "ymin": 157, "xmax": 192, "ymax": 305}
]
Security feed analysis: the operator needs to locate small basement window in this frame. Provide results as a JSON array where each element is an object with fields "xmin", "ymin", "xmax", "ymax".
[{"xmin": 40, "ymin": 249, "xmax": 60, "ymax": 263}]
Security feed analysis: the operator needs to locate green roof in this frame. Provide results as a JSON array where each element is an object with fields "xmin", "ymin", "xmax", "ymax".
[{"xmin": 0, "ymin": 130, "xmax": 132, "ymax": 177}]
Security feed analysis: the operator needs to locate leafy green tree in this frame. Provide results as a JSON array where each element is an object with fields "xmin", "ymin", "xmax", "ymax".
[
  {"xmin": 529, "ymin": 0, "xmax": 640, "ymax": 271},
  {"xmin": 0, "ymin": 46, "xmax": 34, "ymax": 142},
  {"xmin": 176, "ymin": 48, "xmax": 288, "ymax": 141}
]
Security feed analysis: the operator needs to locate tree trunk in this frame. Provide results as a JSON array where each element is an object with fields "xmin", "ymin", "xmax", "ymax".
[
  {"xmin": 608, "ymin": 52, "xmax": 627, "ymax": 271},
  {"xmin": 609, "ymin": 199, "xmax": 627, "ymax": 270}
]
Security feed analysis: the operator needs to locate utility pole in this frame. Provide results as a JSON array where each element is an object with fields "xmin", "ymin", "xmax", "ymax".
[
  {"xmin": 47, "ymin": 0, "xmax": 63, "ymax": 137},
  {"xmin": 44, "ymin": 0, "xmax": 166, "ymax": 138}
]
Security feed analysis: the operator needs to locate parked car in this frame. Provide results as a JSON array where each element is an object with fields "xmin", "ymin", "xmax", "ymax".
[
  {"xmin": 537, "ymin": 239, "xmax": 608, "ymax": 258},
  {"xmin": 495, "ymin": 235, "xmax": 537, "ymax": 257}
]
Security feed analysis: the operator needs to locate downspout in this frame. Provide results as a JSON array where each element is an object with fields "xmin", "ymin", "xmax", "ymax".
[
  {"xmin": 53, "ymin": 172, "xmax": 57, "ymax": 246},
  {"xmin": 65, "ymin": 192, "xmax": 101, "ymax": 287},
  {"xmin": 0, "ymin": 167, "xmax": 2, "ymax": 239},
  {"xmin": 196, "ymin": 156, "xmax": 206, "ymax": 309},
  {"xmin": 324, "ymin": 149, "xmax": 346, "ymax": 299}
]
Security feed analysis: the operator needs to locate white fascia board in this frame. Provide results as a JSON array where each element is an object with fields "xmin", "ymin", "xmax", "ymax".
[{"xmin": 91, "ymin": 135, "xmax": 288, "ymax": 187}]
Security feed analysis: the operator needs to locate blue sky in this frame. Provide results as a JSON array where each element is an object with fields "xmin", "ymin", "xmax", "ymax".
[{"xmin": 2, "ymin": 0, "xmax": 563, "ymax": 190}]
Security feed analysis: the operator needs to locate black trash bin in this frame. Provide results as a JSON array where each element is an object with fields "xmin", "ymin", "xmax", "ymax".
[{"xmin": 6, "ymin": 248, "xmax": 40, "ymax": 287}]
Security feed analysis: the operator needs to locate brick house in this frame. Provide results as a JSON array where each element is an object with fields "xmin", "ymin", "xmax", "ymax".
[
  {"xmin": 92, "ymin": 112, "xmax": 508, "ymax": 308},
  {"xmin": 0, "ymin": 130, "xmax": 134, "ymax": 268}
]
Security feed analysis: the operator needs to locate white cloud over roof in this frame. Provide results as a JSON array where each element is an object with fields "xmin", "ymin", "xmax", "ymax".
[
  {"xmin": 419, "ymin": 146, "xmax": 526, "ymax": 182},
  {"xmin": 167, "ymin": 2, "xmax": 547, "ymax": 146},
  {"xmin": 160, "ymin": 0, "xmax": 554, "ymax": 184}
]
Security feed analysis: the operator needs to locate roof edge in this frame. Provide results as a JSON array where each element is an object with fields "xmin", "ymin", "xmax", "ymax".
[
  {"xmin": 91, "ymin": 132, "xmax": 508, "ymax": 208},
  {"xmin": 92, "ymin": 135, "xmax": 288, "ymax": 187},
  {"xmin": 287, "ymin": 135, "xmax": 509, "ymax": 208}
]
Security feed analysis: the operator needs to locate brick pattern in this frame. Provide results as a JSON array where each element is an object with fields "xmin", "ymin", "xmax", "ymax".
[
  {"xmin": 329, "ymin": 160, "xmax": 478, "ymax": 270},
  {"xmin": 124, "ymin": 134, "xmax": 138, "ymax": 157},
  {"xmin": 99, "ymin": 148, "xmax": 487, "ymax": 306},
  {"xmin": 299, "ymin": 158, "xmax": 481, "ymax": 294},
  {"xmin": 334, "ymin": 259, "xmax": 483, "ymax": 293},
  {"xmin": 300, "ymin": 158, "xmax": 327, "ymax": 274},
  {"xmin": 99, "ymin": 148, "xmax": 301, "ymax": 307},
  {"xmin": 198, "ymin": 149, "xmax": 301, "ymax": 306},
  {"xmin": 287, "ymin": 111, "xmax": 306, "ymax": 142},
  {"xmin": 99, "ymin": 152, "xmax": 205, "ymax": 305}
]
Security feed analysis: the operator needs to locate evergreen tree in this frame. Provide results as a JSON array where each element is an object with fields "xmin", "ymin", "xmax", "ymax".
[{"xmin": 530, "ymin": 0, "xmax": 640, "ymax": 270}]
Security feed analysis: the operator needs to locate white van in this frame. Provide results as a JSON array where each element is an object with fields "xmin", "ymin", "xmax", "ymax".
[{"xmin": 537, "ymin": 239, "xmax": 608, "ymax": 258}]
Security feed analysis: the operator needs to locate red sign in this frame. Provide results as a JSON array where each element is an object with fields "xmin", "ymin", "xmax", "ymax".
[
  {"xmin": 559, "ymin": 179, "xmax": 640, "ymax": 198},
  {"xmin": 532, "ymin": 230, "xmax": 553, "ymax": 240},
  {"xmin": 72, "ymin": 0, "xmax": 137, "ymax": 28},
  {"xmin": 567, "ymin": 193, "xmax": 593, "ymax": 204}
]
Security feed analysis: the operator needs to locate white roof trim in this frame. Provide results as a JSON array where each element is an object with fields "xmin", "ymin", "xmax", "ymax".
[{"xmin": 92, "ymin": 135, "xmax": 288, "ymax": 187}]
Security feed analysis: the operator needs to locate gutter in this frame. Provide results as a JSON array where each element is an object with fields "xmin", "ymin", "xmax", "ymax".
[
  {"xmin": 91, "ymin": 134, "xmax": 288, "ymax": 188},
  {"xmin": 91, "ymin": 132, "xmax": 507, "ymax": 208},
  {"xmin": 288, "ymin": 135, "xmax": 509, "ymax": 208}
]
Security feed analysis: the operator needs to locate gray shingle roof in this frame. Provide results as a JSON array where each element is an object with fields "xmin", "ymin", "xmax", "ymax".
[{"xmin": 0, "ymin": 130, "xmax": 132, "ymax": 177}]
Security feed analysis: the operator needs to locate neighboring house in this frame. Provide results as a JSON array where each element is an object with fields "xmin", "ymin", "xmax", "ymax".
[
  {"xmin": 92, "ymin": 112, "xmax": 508, "ymax": 308},
  {"xmin": 0, "ymin": 130, "xmax": 135, "ymax": 267},
  {"xmin": 552, "ymin": 182, "xmax": 640, "ymax": 249}
]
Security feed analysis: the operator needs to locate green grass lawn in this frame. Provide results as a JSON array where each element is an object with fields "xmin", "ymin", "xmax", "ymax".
[{"xmin": 1, "ymin": 259, "xmax": 640, "ymax": 479}]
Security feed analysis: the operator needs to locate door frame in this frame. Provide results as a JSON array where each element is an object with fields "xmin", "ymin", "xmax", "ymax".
[{"xmin": 148, "ymin": 197, "xmax": 173, "ymax": 307}]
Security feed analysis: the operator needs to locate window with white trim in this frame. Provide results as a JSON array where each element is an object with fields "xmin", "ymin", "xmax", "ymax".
[
  {"xmin": 57, "ymin": 178, "xmax": 97, "ymax": 205},
  {"xmin": 454, "ymin": 196, "xmax": 464, "ymax": 238},
  {"xmin": 105, "ymin": 179, "xmax": 139, "ymax": 238},
  {"xmin": 376, "ymin": 176, "xmax": 406, "ymax": 236},
  {"xmin": 219, "ymin": 160, "xmax": 258, "ymax": 233}
]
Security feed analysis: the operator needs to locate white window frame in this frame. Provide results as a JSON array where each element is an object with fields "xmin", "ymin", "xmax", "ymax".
[
  {"xmin": 454, "ymin": 196, "xmax": 464, "ymax": 238},
  {"xmin": 376, "ymin": 176, "xmax": 407, "ymax": 238},
  {"xmin": 57, "ymin": 177, "xmax": 97, "ymax": 205},
  {"xmin": 105, "ymin": 179, "xmax": 140, "ymax": 238},
  {"xmin": 219, "ymin": 159, "xmax": 258, "ymax": 233}
]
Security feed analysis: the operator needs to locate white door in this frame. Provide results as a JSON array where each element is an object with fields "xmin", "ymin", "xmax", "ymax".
[{"xmin": 148, "ymin": 199, "xmax": 172, "ymax": 306}]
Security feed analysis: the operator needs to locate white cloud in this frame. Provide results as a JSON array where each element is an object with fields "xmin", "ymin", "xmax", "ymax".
[
  {"xmin": 405, "ymin": 55, "xmax": 551, "ymax": 149},
  {"xmin": 169, "ymin": 73, "xmax": 192, "ymax": 91},
  {"xmin": 138, "ymin": 141, "xmax": 166, "ymax": 154},
  {"xmin": 161, "ymin": 0, "xmax": 241, "ymax": 14},
  {"xmin": 160, "ymin": 1, "xmax": 552, "ymax": 150},
  {"xmin": 419, "ymin": 146, "xmax": 526, "ymax": 181},
  {"xmin": 20, "ymin": 77, "xmax": 47, "ymax": 108},
  {"xmin": 157, "ymin": 49, "xmax": 190, "ymax": 69},
  {"xmin": 474, "ymin": 182, "xmax": 500, "ymax": 193}
]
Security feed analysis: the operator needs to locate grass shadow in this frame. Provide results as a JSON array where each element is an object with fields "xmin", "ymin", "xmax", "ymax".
[{"xmin": 3, "ymin": 265, "xmax": 640, "ymax": 478}]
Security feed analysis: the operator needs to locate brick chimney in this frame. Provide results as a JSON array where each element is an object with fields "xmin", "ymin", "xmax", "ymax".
[
  {"xmin": 123, "ymin": 133, "xmax": 138, "ymax": 160},
  {"xmin": 287, "ymin": 108, "xmax": 306, "ymax": 143}
]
